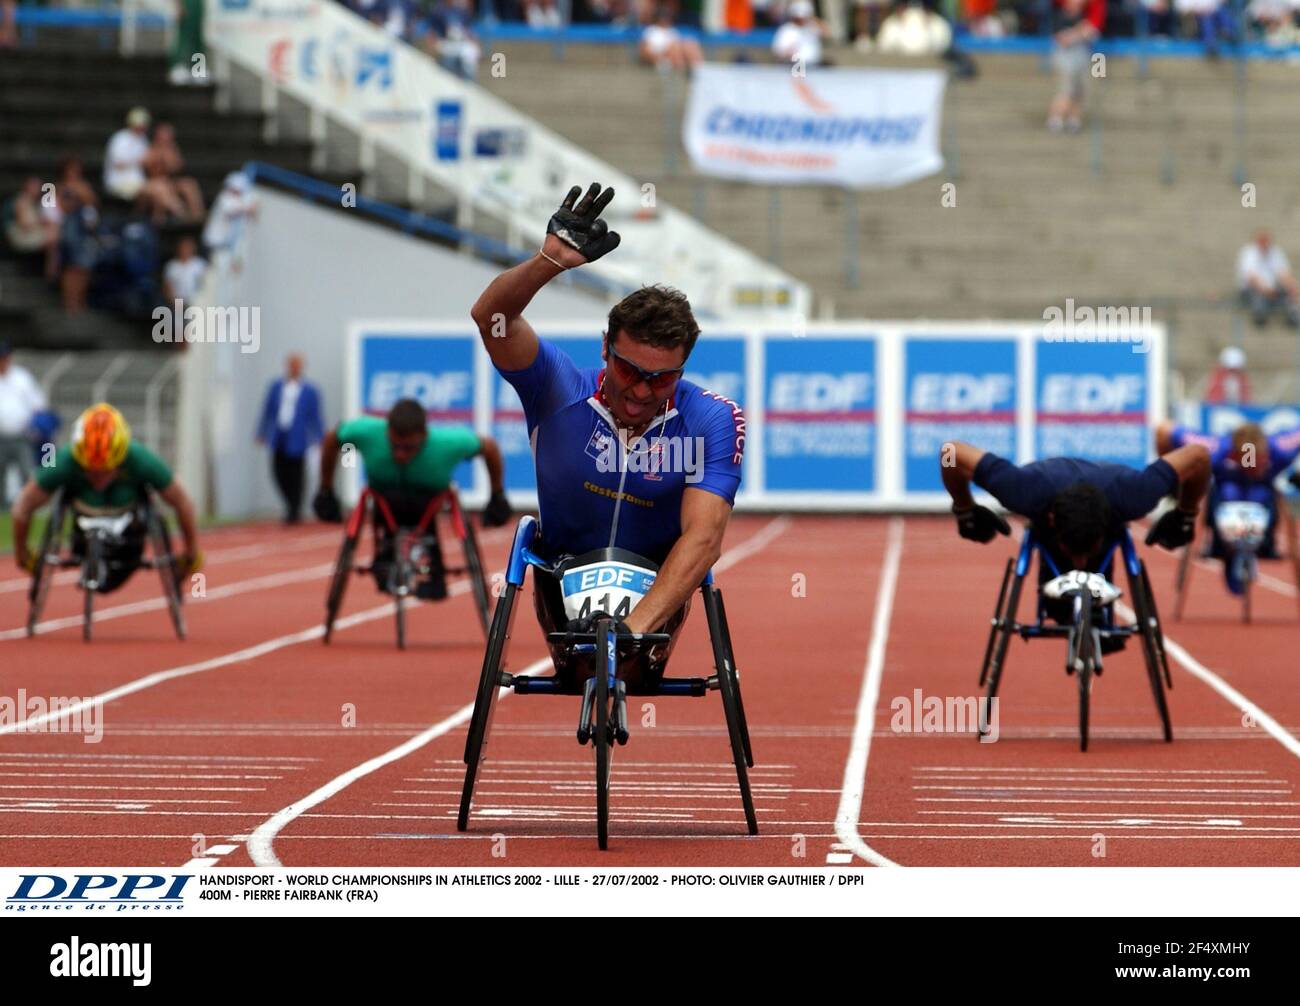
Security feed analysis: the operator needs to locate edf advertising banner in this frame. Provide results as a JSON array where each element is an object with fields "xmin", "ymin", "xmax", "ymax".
[
  {"xmin": 904, "ymin": 337, "xmax": 1017, "ymax": 492},
  {"xmin": 1035, "ymin": 340, "xmax": 1148, "ymax": 467},
  {"xmin": 764, "ymin": 336, "xmax": 875, "ymax": 492},
  {"xmin": 355, "ymin": 330, "xmax": 478, "ymax": 490}
]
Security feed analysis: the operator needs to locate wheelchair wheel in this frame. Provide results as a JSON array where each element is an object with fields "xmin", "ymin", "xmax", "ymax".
[
  {"xmin": 1241, "ymin": 554, "xmax": 1255, "ymax": 625},
  {"xmin": 458, "ymin": 582, "xmax": 518, "ymax": 832},
  {"xmin": 981, "ymin": 566, "xmax": 1023, "ymax": 735},
  {"xmin": 595, "ymin": 618, "xmax": 614, "ymax": 851},
  {"xmin": 26, "ymin": 497, "xmax": 65, "ymax": 637},
  {"xmin": 1132, "ymin": 560, "xmax": 1174, "ymax": 743},
  {"xmin": 704, "ymin": 585, "xmax": 758, "ymax": 835},
  {"xmin": 82, "ymin": 535, "xmax": 100, "ymax": 643},
  {"xmin": 979, "ymin": 559, "xmax": 1013, "ymax": 686},
  {"xmin": 393, "ymin": 555, "xmax": 408, "ymax": 651},
  {"xmin": 148, "ymin": 506, "xmax": 186, "ymax": 641},
  {"xmin": 1067, "ymin": 590, "xmax": 1093, "ymax": 753},
  {"xmin": 323, "ymin": 533, "xmax": 358, "ymax": 644},
  {"xmin": 463, "ymin": 519, "xmax": 491, "ymax": 637},
  {"xmin": 1172, "ymin": 544, "xmax": 1193, "ymax": 621},
  {"xmin": 714, "ymin": 589, "xmax": 754, "ymax": 770}
]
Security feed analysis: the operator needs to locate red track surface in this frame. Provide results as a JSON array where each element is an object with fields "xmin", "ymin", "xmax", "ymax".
[{"xmin": 1, "ymin": 515, "xmax": 1297, "ymax": 868}]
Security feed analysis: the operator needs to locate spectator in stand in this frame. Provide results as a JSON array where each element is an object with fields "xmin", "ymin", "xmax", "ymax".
[
  {"xmin": 959, "ymin": 0, "xmax": 1007, "ymax": 37},
  {"xmin": 0, "ymin": 343, "xmax": 48, "ymax": 509},
  {"xmin": 1237, "ymin": 229, "xmax": 1300, "ymax": 329},
  {"xmin": 1046, "ymin": 0, "xmax": 1104, "ymax": 134},
  {"xmin": 1206, "ymin": 346, "xmax": 1251, "ymax": 405},
  {"xmin": 3, "ymin": 178, "xmax": 56, "ymax": 266},
  {"xmin": 42, "ymin": 157, "xmax": 98, "ymax": 284},
  {"xmin": 418, "ymin": 0, "xmax": 482, "ymax": 80},
  {"xmin": 852, "ymin": 0, "xmax": 891, "ymax": 48},
  {"xmin": 161, "ymin": 236, "xmax": 208, "ymax": 326},
  {"xmin": 0, "ymin": 0, "xmax": 15, "ymax": 48},
  {"xmin": 639, "ymin": 5, "xmax": 704, "ymax": 70},
  {"xmin": 723, "ymin": 0, "xmax": 754, "ymax": 30},
  {"xmin": 144, "ymin": 123, "xmax": 205, "ymax": 222},
  {"xmin": 104, "ymin": 108, "xmax": 187, "ymax": 224},
  {"xmin": 168, "ymin": 0, "xmax": 207, "ymax": 85},
  {"xmin": 57, "ymin": 186, "xmax": 100, "ymax": 314},
  {"xmin": 256, "ymin": 354, "xmax": 324, "ymax": 525},
  {"xmin": 1175, "ymin": 0, "xmax": 1236, "ymax": 57},
  {"xmin": 1246, "ymin": 0, "xmax": 1299, "ymax": 46},
  {"xmin": 878, "ymin": 0, "xmax": 953, "ymax": 54},
  {"xmin": 773, "ymin": 0, "xmax": 831, "ymax": 67},
  {"xmin": 586, "ymin": 0, "xmax": 636, "ymax": 25},
  {"xmin": 524, "ymin": 0, "xmax": 564, "ymax": 26},
  {"xmin": 1136, "ymin": 0, "xmax": 1175, "ymax": 37},
  {"xmin": 202, "ymin": 172, "xmax": 259, "ymax": 262}
]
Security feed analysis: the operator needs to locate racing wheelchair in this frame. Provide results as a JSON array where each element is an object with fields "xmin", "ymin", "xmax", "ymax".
[
  {"xmin": 978, "ymin": 526, "xmax": 1173, "ymax": 752},
  {"xmin": 458, "ymin": 516, "xmax": 756, "ymax": 850},
  {"xmin": 26, "ymin": 488, "xmax": 186, "ymax": 642},
  {"xmin": 1173, "ymin": 491, "xmax": 1300, "ymax": 623},
  {"xmin": 323, "ymin": 484, "xmax": 491, "ymax": 649}
]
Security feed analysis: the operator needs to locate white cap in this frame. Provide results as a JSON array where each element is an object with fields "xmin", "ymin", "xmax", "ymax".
[
  {"xmin": 790, "ymin": 0, "xmax": 814, "ymax": 17},
  {"xmin": 1219, "ymin": 346, "xmax": 1246, "ymax": 369},
  {"xmin": 126, "ymin": 106, "xmax": 151, "ymax": 129}
]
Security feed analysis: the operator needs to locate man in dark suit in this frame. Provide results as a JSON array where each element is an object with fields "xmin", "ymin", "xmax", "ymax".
[{"xmin": 257, "ymin": 353, "xmax": 324, "ymax": 524}]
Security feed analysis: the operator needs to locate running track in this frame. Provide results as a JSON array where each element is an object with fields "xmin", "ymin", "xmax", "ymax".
[{"xmin": 1, "ymin": 514, "xmax": 1297, "ymax": 868}]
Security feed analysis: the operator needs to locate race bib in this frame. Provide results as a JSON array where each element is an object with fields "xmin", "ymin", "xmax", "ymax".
[
  {"xmin": 559, "ymin": 551, "xmax": 658, "ymax": 622},
  {"xmin": 1215, "ymin": 501, "xmax": 1269, "ymax": 546},
  {"xmin": 1042, "ymin": 570, "xmax": 1122, "ymax": 605}
]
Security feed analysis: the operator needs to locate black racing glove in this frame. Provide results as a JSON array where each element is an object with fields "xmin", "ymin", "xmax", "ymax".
[
  {"xmin": 482, "ymin": 489, "xmax": 513, "ymax": 528},
  {"xmin": 954, "ymin": 504, "xmax": 1011, "ymax": 543},
  {"xmin": 313, "ymin": 488, "xmax": 342, "ymax": 523},
  {"xmin": 546, "ymin": 183, "xmax": 621, "ymax": 263},
  {"xmin": 1146, "ymin": 507, "xmax": 1196, "ymax": 549}
]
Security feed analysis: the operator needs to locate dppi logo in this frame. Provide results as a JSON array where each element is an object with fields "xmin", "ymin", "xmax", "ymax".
[
  {"xmin": 910, "ymin": 374, "xmax": 1012, "ymax": 413},
  {"xmin": 770, "ymin": 373, "xmax": 871, "ymax": 411},
  {"xmin": 1040, "ymin": 374, "xmax": 1143, "ymax": 413},
  {"xmin": 8, "ymin": 874, "xmax": 192, "ymax": 911},
  {"xmin": 368, "ymin": 371, "xmax": 469, "ymax": 411}
]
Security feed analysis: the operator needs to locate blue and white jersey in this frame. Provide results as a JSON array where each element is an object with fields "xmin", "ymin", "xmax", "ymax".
[{"xmin": 498, "ymin": 337, "xmax": 745, "ymax": 563}]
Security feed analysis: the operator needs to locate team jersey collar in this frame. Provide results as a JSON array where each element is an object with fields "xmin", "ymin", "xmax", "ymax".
[{"xmin": 591, "ymin": 369, "xmax": 678, "ymax": 436}]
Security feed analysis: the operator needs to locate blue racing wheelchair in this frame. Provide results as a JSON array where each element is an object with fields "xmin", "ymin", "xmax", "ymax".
[
  {"xmin": 978, "ymin": 526, "xmax": 1173, "ymax": 751},
  {"xmin": 458, "ymin": 516, "xmax": 756, "ymax": 850}
]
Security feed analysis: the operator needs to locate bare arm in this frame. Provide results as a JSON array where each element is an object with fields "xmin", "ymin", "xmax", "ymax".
[
  {"xmin": 469, "ymin": 254, "xmax": 554, "ymax": 371},
  {"xmin": 318, "ymin": 427, "xmax": 342, "ymax": 490},
  {"xmin": 1161, "ymin": 443, "xmax": 1211, "ymax": 513},
  {"xmin": 938, "ymin": 440, "xmax": 987, "ymax": 510},
  {"xmin": 10, "ymin": 480, "xmax": 52, "ymax": 570},
  {"xmin": 158, "ymin": 480, "xmax": 200, "ymax": 556},
  {"xmin": 624, "ymin": 488, "xmax": 730, "ymax": 635},
  {"xmin": 477, "ymin": 435, "xmax": 506, "ymax": 494},
  {"xmin": 1154, "ymin": 419, "xmax": 1178, "ymax": 456}
]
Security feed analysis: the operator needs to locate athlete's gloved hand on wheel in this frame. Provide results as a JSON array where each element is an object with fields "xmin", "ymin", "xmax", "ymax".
[
  {"xmin": 954, "ymin": 504, "xmax": 1011, "ymax": 543},
  {"xmin": 564, "ymin": 610, "xmax": 633, "ymax": 640},
  {"xmin": 545, "ymin": 183, "xmax": 620, "ymax": 266},
  {"xmin": 1146, "ymin": 507, "xmax": 1196, "ymax": 549},
  {"xmin": 313, "ymin": 488, "xmax": 343, "ymax": 523},
  {"xmin": 482, "ymin": 489, "xmax": 513, "ymax": 528},
  {"xmin": 178, "ymin": 550, "xmax": 204, "ymax": 578}
]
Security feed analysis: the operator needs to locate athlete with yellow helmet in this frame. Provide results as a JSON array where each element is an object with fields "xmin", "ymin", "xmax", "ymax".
[{"xmin": 11, "ymin": 403, "xmax": 202, "ymax": 591}]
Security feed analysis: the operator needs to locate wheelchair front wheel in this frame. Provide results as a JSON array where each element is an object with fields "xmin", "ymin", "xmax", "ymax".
[
  {"xmin": 323, "ymin": 534, "xmax": 358, "ymax": 644},
  {"xmin": 594, "ymin": 619, "xmax": 614, "ymax": 851}
]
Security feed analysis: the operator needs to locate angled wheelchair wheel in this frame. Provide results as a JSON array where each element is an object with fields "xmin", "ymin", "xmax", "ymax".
[
  {"xmin": 1241, "ymin": 554, "xmax": 1255, "ymax": 625},
  {"xmin": 462, "ymin": 519, "xmax": 491, "ymax": 637},
  {"xmin": 458, "ymin": 581, "xmax": 518, "ymax": 832},
  {"xmin": 979, "ymin": 559, "xmax": 1013, "ymax": 686},
  {"xmin": 1067, "ymin": 590, "xmax": 1093, "ymax": 753},
  {"xmin": 704, "ymin": 585, "xmax": 758, "ymax": 835},
  {"xmin": 980, "ymin": 564, "xmax": 1023, "ymax": 737},
  {"xmin": 393, "ymin": 555, "xmax": 408, "ymax": 651},
  {"xmin": 82, "ymin": 535, "xmax": 100, "ymax": 643},
  {"xmin": 26, "ymin": 496, "xmax": 65, "ymax": 637},
  {"xmin": 1132, "ymin": 560, "xmax": 1173, "ymax": 743},
  {"xmin": 323, "ymin": 532, "xmax": 359, "ymax": 644},
  {"xmin": 595, "ymin": 619, "xmax": 614, "ymax": 851},
  {"xmin": 147, "ymin": 505, "xmax": 186, "ymax": 640},
  {"xmin": 714, "ymin": 589, "xmax": 754, "ymax": 770}
]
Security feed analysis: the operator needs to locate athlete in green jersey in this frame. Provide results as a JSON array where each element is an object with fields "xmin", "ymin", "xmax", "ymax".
[{"xmin": 313, "ymin": 398, "xmax": 512, "ymax": 599}]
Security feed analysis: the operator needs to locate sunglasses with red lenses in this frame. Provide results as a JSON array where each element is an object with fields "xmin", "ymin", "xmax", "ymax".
[{"xmin": 605, "ymin": 341, "xmax": 684, "ymax": 393}]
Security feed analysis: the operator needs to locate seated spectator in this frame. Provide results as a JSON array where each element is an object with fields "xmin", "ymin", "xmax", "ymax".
[
  {"xmin": 103, "ymin": 108, "xmax": 187, "ymax": 224},
  {"xmin": 1175, "ymin": 0, "xmax": 1236, "ymax": 58},
  {"xmin": 418, "ymin": 0, "xmax": 482, "ymax": 81},
  {"xmin": 524, "ymin": 0, "xmax": 564, "ymax": 26},
  {"xmin": 144, "ymin": 123, "xmax": 205, "ymax": 222},
  {"xmin": 640, "ymin": 5, "xmax": 703, "ymax": 70},
  {"xmin": 57, "ymin": 193, "xmax": 100, "ymax": 314},
  {"xmin": 959, "ymin": 0, "xmax": 1006, "ymax": 37},
  {"xmin": 202, "ymin": 172, "xmax": 259, "ymax": 261},
  {"xmin": 161, "ymin": 236, "xmax": 208, "ymax": 338},
  {"xmin": 773, "ymin": 0, "xmax": 831, "ymax": 67},
  {"xmin": 1236, "ymin": 229, "xmax": 1300, "ymax": 329},
  {"xmin": 1206, "ymin": 346, "xmax": 1251, "ymax": 404},
  {"xmin": 1136, "ymin": 0, "xmax": 1175, "ymax": 37},
  {"xmin": 877, "ymin": 0, "xmax": 953, "ymax": 54},
  {"xmin": 3, "ymin": 178, "xmax": 55, "ymax": 264},
  {"xmin": 1046, "ymin": 0, "xmax": 1103, "ymax": 134},
  {"xmin": 1246, "ymin": 0, "xmax": 1299, "ymax": 46}
]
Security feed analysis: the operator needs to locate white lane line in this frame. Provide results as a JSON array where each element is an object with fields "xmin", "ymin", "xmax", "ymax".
[
  {"xmin": 247, "ymin": 515, "xmax": 794, "ymax": 867},
  {"xmin": 0, "ymin": 562, "xmax": 334, "ymax": 640},
  {"xmin": 834, "ymin": 515, "xmax": 904, "ymax": 868},
  {"xmin": 913, "ymin": 785, "xmax": 1289, "ymax": 795},
  {"xmin": 914, "ymin": 765, "xmax": 1273, "ymax": 774},
  {"xmin": 181, "ymin": 857, "xmax": 220, "ymax": 868}
]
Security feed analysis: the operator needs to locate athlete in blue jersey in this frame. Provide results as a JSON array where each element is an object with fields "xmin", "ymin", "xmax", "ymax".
[
  {"xmin": 939, "ymin": 439, "xmax": 1210, "ymax": 649},
  {"xmin": 470, "ymin": 182, "xmax": 745, "ymax": 680},
  {"xmin": 1156, "ymin": 418, "xmax": 1300, "ymax": 566}
]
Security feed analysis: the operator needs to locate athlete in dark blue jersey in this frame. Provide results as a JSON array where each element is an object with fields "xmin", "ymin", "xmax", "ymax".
[{"xmin": 471, "ymin": 182, "xmax": 745, "ymax": 658}]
